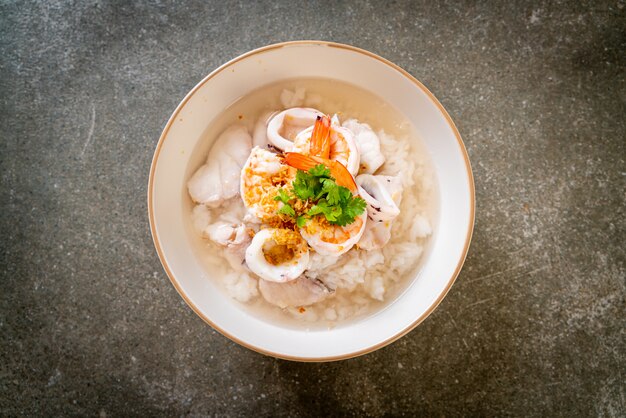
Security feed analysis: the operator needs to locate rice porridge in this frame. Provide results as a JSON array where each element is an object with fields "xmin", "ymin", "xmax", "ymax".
[{"xmin": 184, "ymin": 78, "xmax": 437, "ymax": 328}]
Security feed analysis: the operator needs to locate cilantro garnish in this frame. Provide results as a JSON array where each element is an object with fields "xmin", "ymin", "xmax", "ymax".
[
  {"xmin": 307, "ymin": 164, "xmax": 331, "ymax": 178},
  {"xmin": 273, "ymin": 164, "xmax": 366, "ymax": 227},
  {"xmin": 277, "ymin": 203, "xmax": 295, "ymax": 217},
  {"xmin": 296, "ymin": 216, "xmax": 308, "ymax": 228},
  {"xmin": 274, "ymin": 188, "xmax": 291, "ymax": 205}
]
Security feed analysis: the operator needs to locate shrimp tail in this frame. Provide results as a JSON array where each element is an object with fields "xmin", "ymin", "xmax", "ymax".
[
  {"xmin": 283, "ymin": 152, "xmax": 319, "ymax": 171},
  {"xmin": 309, "ymin": 115, "xmax": 331, "ymax": 159},
  {"xmin": 284, "ymin": 152, "xmax": 358, "ymax": 192}
]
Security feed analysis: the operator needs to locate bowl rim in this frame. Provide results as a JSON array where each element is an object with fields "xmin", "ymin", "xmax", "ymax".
[{"xmin": 148, "ymin": 40, "xmax": 475, "ymax": 362}]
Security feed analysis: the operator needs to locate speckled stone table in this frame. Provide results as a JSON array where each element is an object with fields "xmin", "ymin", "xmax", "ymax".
[{"xmin": 1, "ymin": 1, "xmax": 624, "ymax": 416}]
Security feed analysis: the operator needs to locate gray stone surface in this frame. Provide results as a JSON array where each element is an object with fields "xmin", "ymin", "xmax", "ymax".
[{"xmin": 1, "ymin": 0, "xmax": 624, "ymax": 416}]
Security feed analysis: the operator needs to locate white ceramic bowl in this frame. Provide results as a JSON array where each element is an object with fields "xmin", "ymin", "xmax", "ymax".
[{"xmin": 148, "ymin": 41, "xmax": 474, "ymax": 361}]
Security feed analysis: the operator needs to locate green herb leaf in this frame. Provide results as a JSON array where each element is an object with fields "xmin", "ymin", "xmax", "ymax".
[
  {"xmin": 278, "ymin": 203, "xmax": 295, "ymax": 217},
  {"xmin": 293, "ymin": 170, "xmax": 318, "ymax": 200},
  {"xmin": 331, "ymin": 196, "xmax": 367, "ymax": 226},
  {"xmin": 337, "ymin": 185, "xmax": 353, "ymax": 202},
  {"xmin": 273, "ymin": 188, "xmax": 292, "ymax": 204},
  {"xmin": 308, "ymin": 164, "xmax": 331, "ymax": 178},
  {"xmin": 321, "ymin": 178, "xmax": 341, "ymax": 204},
  {"xmin": 308, "ymin": 200, "xmax": 343, "ymax": 222},
  {"xmin": 296, "ymin": 216, "xmax": 308, "ymax": 228},
  {"xmin": 306, "ymin": 203, "xmax": 324, "ymax": 217}
]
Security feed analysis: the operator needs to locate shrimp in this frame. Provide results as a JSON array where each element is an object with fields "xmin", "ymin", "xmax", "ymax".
[
  {"xmin": 284, "ymin": 152, "xmax": 366, "ymax": 255},
  {"xmin": 283, "ymin": 152, "xmax": 358, "ymax": 192},
  {"xmin": 259, "ymin": 276, "xmax": 330, "ymax": 308},
  {"xmin": 245, "ymin": 228, "xmax": 310, "ymax": 282},
  {"xmin": 266, "ymin": 107, "xmax": 324, "ymax": 151},
  {"xmin": 188, "ymin": 125, "xmax": 252, "ymax": 207},
  {"xmin": 291, "ymin": 114, "xmax": 361, "ymax": 176},
  {"xmin": 356, "ymin": 175, "xmax": 403, "ymax": 251},
  {"xmin": 299, "ymin": 212, "xmax": 366, "ymax": 256},
  {"xmin": 342, "ymin": 119, "xmax": 385, "ymax": 174},
  {"xmin": 240, "ymin": 146, "xmax": 295, "ymax": 222}
]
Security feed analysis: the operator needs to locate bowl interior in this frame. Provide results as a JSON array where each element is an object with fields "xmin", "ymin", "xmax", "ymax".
[{"xmin": 149, "ymin": 42, "xmax": 473, "ymax": 360}]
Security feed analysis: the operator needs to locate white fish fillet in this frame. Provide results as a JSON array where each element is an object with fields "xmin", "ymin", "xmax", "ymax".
[
  {"xmin": 259, "ymin": 276, "xmax": 329, "ymax": 308},
  {"xmin": 187, "ymin": 125, "xmax": 252, "ymax": 207}
]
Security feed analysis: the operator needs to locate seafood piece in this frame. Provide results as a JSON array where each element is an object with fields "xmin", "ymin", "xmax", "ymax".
[
  {"xmin": 266, "ymin": 108, "xmax": 323, "ymax": 151},
  {"xmin": 240, "ymin": 146, "xmax": 295, "ymax": 222},
  {"xmin": 206, "ymin": 221, "xmax": 252, "ymax": 271},
  {"xmin": 342, "ymin": 119, "xmax": 385, "ymax": 174},
  {"xmin": 207, "ymin": 222, "xmax": 247, "ymax": 246},
  {"xmin": 259, "ymin": 276, "xmax": 330, "ymax": 308},
  {"xmin": 356, "ymin": 175, "xmax": 403, "ymax": 250},
  {"xmin": 245, "ymin": 228, "xmax": 310, "ymax": 282},
  {"xmin": 300, "ymin": 211, "xmax": 367, "ymax": 256},
  {"xmin": 292, "ymin": 115, "xmax": 361, "ymax": 176},
  {"xmin": 252, "ymin": 111, "xmax": 277, "ymax": 148},
  {"xmin": 284, "ymin": 152, "xmax": 358, "ymax": 192},
  {"xmin": 188, "ymin": 125, "xmax": 252, "ymax": 207},
  {"xmin": 356, "ymin": 174, "xmax": 401, "ymax": 222},
  {"xmin": 308, "ymin": 114, "xmax": 331, "ymax": 158}
]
